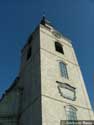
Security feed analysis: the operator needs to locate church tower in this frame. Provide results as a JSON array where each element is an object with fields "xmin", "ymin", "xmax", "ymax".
[
  {"xmin": 19, "ymin": 17, "xmax": 94, "ymax": 124},
  {"xmin": 0, "ymin": 17, "xmax": 94, "ymax": 125}
]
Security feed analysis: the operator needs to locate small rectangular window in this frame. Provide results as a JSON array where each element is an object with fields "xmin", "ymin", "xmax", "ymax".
[
  {"xmin": 60, "ymin": 62, "xmax": 68, "ymax": 79},
  {"xmin": 55, "ymin": 42, "xmax": 64, "ymax": 54}
]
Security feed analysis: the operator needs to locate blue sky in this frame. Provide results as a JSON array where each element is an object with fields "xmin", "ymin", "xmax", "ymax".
[{"xmin": 0, "ymin": 0, "xmax": 94, "ymax": 108}]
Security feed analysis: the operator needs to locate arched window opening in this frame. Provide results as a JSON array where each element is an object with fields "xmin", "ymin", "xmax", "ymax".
[{"xmin": 65, "ymin": 105, "xmax": 77, "ymax": 121}]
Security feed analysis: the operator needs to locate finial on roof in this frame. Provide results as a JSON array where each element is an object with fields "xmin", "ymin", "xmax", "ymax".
[
  {"xmin": 42, "ymin": 15, "xmax": 45, "ymax": 21},
  {"xmin": 43, "ymin": 11, "xmax": 46, "ymax": 19},
  {"xmin": 41, "ymin": 15, "xmax": 46, "ymax": 25},
  {"xmin": 40, "ymin": 15, "xmax": 52, "ymax": 27}
]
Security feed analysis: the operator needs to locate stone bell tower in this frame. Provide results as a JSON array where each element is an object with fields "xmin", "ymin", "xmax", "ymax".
[
  {"xmin": 0, "ymin": 17, "xmax": 93, "ymax": 125},
  {"xmin": 19, "ymin": 17, "xmax": 94, "ymax": 125}
]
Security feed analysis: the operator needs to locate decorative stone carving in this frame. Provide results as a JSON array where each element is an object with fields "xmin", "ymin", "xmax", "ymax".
[
  {"xmin": 56, "ymin": 81, "xmax": 76, "ymax": 101},
  {"xmin": 52, "ymin": 30, "xmax": 62, "ymax": 39}
]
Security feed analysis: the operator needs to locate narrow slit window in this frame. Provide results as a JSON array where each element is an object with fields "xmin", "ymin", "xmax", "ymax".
[
  {"xmin": 60, "ymin": 62, "xmax": 68, "ymax": 79},
  {"xmin": 55, "ymin": 42, "xmax": 64, "ymax": 54},
  {"xmin": 27, "ymin": 47, "xmax": 31, "ymax": 60}
]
